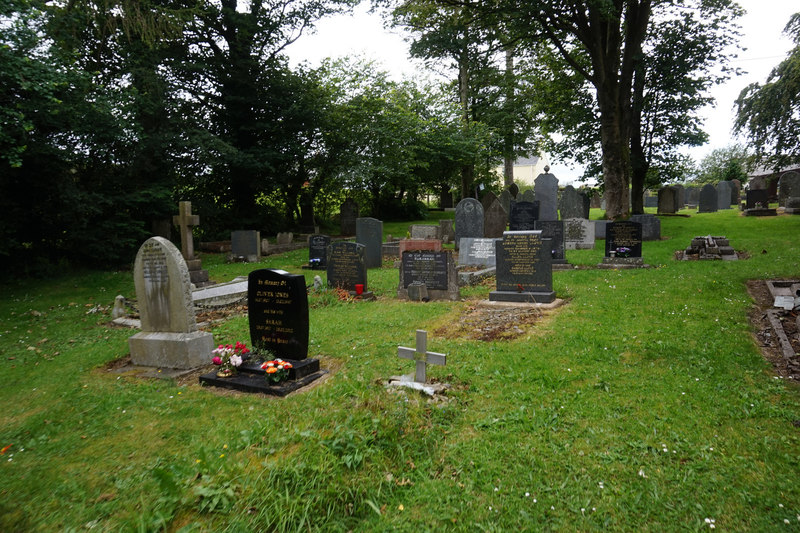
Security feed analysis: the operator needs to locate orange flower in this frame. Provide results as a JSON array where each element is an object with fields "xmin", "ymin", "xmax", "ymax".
[{"xmin": 265, "ymin": 367, "xmax": 277, "ymax": 374}]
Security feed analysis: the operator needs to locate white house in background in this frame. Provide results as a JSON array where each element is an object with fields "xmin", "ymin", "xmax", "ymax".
[{"xmin": 494, "ymin": 155, "xmax": 551, "ymax": 188}]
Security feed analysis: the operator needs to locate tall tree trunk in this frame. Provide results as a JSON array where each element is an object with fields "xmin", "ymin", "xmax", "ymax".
[
  {"xmin": 596, "ymin": 84, "xmax": 631, "ymax": 220},
  {"xmin": 458, "ymin": 44, "xmax": 474, "ymax": 198},
  {"xmin": 503, "ymin": 47, "xmax": 515, "ymax": 186}
]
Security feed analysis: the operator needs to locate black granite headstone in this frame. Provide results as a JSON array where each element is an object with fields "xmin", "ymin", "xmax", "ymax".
[
  {"xmin": 308, "ymin": 234, "xmax": 331, "ymax": 269},
  {"xmin": 605, "ymin": 221, "xmax": 643, "ymax": 258},
  {"xmin": 509, "ymin": 201, "xmax": 540, "ymax": 231},
  {"xmin": 746, "ymin": 189, "xmax": 769, "ymax": 209},
  {"xmin": 356, "ymin": 217, "xmax": 383, "ymax": 268},
  {"xmin": 401, "ymin": 251, "xmax": 448, "ymax": 290},
  {"xmin": 327, "ymin": 242, "xmax": 367, "ymax": 291},
  {"xmin": 247, "ymin": 269, "xmax": 309, "ymax": 360},
  {"xmin": 534, "ymin": 220, "xmax": 566, "ymax": 264},
  {"xmin": 489, "ymin": 231, "xmax": 555, "ymax": 303}
]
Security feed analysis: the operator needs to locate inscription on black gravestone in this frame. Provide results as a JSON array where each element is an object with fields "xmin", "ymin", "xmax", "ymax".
[
  {"xmin": 401, "ymin": 252, "xmax": 448, "ymax": 290},
  {"xmin": 605, "ymin": 221, "xmax": 643, "ymax": 257},
  {"xmin": 308, "ymin": 234, "xmax": 330, "ymax": 268},
  {"xmin": 248, "ymin": 269, "xmax": 309, "ymax": 360},
  {"xmin": 326, "ymin": 242, "xmax": 366, "ymax": 291},
  {"xmin": 534, "ymin": 220, "xmax": 565, "ymax": 262},
  {"xmin": 509, "ymin": 201, "xmax": 539, "ymax": 231},
  {"xmin": 496, "ymin": 232, "xmax": 552, "ymax": 292}
]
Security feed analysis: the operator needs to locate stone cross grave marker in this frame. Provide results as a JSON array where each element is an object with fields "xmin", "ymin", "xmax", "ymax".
[
  {"xmin": 173, "ymin": 201, "xmax": 199, "ymax": 260},
  {"xmin": 398, "ymin": 330, "xmax": 446, "ymax": 383}
]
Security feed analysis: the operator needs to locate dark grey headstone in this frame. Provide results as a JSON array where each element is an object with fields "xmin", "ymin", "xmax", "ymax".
[
  {"xmin": 439, "ymin": 219, "xmax": 455, "ymax": 244},
  {"xmin": 458, "ymin": 237, "xmax": 499, "ymax": 268},
  {"xmin": 406, "ymin": 282, "xmax": 429, "ymax": 302},
  {"xmin": 534, "ymin": 220, "xmax": 566, "ymax": 264},
  {"xmin": 644, "ymin": 196, "xmax": 658, "ymax": 208},
  {"xmin": 749, "ymin": 175, "xmax": 767, "ymax": 190},
  {"xmin": 746, "ymin": 189, "xmax": 769, "ymax": 209},
  {"xmin": 779, "ymin": 171, "xmax": 800, "ymax": 206},
  {"xmin": 340, "ymin": 198, "xmax": 359, "ymax": 235},
  {"xmin": 248, "ymin": 269, "xmax": 309, "ymax": 360},
  {"xmin": 657, "ymin": 187, "xmax": 678, "ymax": 214},
  {"xmin": 629, "ymin": 214, "xmax": 661, "ymax": 241},
  {"xmin": 356, "ymin": 217, "xmax": 383, "ymax": 268},
  {"xmin": 455, "ymin": 198, "xmax": 484, "ymax": 250},
  {"xmin": 508, "ymin": 183, "xmax": 519, "ymax": 198},
  {"xmin": 231, "ymin": 230, "xmax": 261, "ymax": 262},
  {"xmin": 498, "ymin": 190, "xmax": 513, "ymax": 216},
  {"xmin": 327, "ymin": 242, "xmax": 367, "ymax": 291},
  {"xmin": 509, "ymin": 201, "xmax": 539, "ymax": 231},
  {"xmin": 520, "ymin": 189, "xmax": 536, "ymax": 203},
  {"xmin": 717, "ymin": 181, "xmax": 733, "ymax": 209},
  {"xmin": 563, "ymin": 218, "xmax": 595, "ymax": 250},
  {"xmin": 731, "ymin": 179, "xmax": 741, "ymax": 205},
  {"xmin": 481, "ymin": 190, "xmax": 498, "ymax": 212},
  {"xmin": 605, "ymin": 221, "xmax": 643, "ymax": 258},
  {"xmin": 483, "ymin": 200, "xmax": 507, "ymax": 238},
  {"xmin": 594, "ymin": 220, "xmax": 608, "ymax": 240},
  {"xmin": 534, "ymin": 171, "xmax": 559, "ymax": 221},
  {"xmin": 398, "ymin": 251, "xmax": 459, "ymax": 301},
  {"xmin": 308, "ymin": 234, "xmax": 330, "ymax": 269},
  {"xmin": 490, "ymin": 231, "xmax": 555, "ymax": 303},
  {"xmin": 698, "ymin": 184, "xmax": 718, "ymax": 213},
  {"xmin": 559, "ymin": 186, "xmax": 587, "ymax": 219},
  {"xmin": 686, "ymin": 187, "xmax": 700, "ymax": 206}
]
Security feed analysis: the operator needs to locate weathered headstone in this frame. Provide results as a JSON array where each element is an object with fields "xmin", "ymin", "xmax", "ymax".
[
  {"xmin": 498, "ymin": 190, "xmax": 513, "ymax": 216},
  {"xmin": 327, "ymin": 242, "xmax": 367, "ymax": 292},
  {"xmin": 644, "ymin": 195, "xmax": 658, "ymax": 208},
  {"xmin": 409, "ymin": 224, "xmax": 439, "ymax": 240},
  {"xmin": 674, "ymin": 184, "xmax": 686, "ymax": 209},
  {"xmin": 717, "ymin": 181, "xmax": 733, "ymax": 210},
  {"xmin": 128, "ymin": 237, "xmax": 215, "ymax": 369},
  {"xmin": 698, "ymin": 184, "xmax": 718, "ymax": 213},
  {"xmin": 481, "ymin": 190, "xmax": 498, "ymax": 212},
  {"xmin": 356, "ymin": 217, "xmax": 383, "ymax": 269},
  {"xmin": 686, "ymin": 186, "xmax": 700, "ymax": 207},
  {"xmin": 483, "ymin": 200, "xmax": 508, "ymax": 238},
  {"xmin": 520, "ymin": 189, "xmax": 536, "ymax": 203},
  {"xmin": 397, "ymin": 330, "xmax": 446, "ymax": 383},
  {"xmin": 534, "ymin": 167, "xmax": 559, "ymax": 221},
  {"xmin": 247, "ymin": 269, "xmax": 310, "ymax": 360},
  {"xmin": 307, "ymin": 234, "xmax": 331, "ymax": 269},
  {"xmin": 458, "ymin": 237, "xmax": 499, "ymax": 268},
  {"xmin": 534, "ymin": 220, "xmax": 566, "ymax": 264},
  {"xmin": 276, "ymin": 232, "xmax": 293, "ymax": 245},
  {"xmin": 172, "ymin": 201, "xmax": 210, "ymax": 286},
  {"xmin": 509, "ymin": 201, "xmax": 540, "ymax": 231},
  {"xmin": 340, "ymin": 198, "xmax": 359, "ymax": 235},
  {"xmin": 629, "ymin": 214, "xmax": 661, "ymax": 241},
  {"xmin": 749, "ymin": 175, "xmax": 767, "ymax": 190},
  {"xmin": 657, "ymin": 186, "xmax": 678, "ymax": 214},
  {"xmin": 398, "ymin": 251, "xmax": 459, "ymax": 301},
  {"xmin": 563, "ymin": 218, "xmax": 595, "ymax": 250},
  {"xmin": 398, "ymin": 239, "xmax": 442, "ymax": 254},
  {"xmin": 604, "ymin": 221, "xmax": 643, "ymax": 261},
  {"xmin": 489, "ymin": 230, "xmax": 555, "ymax": 303},
  {"xmin": 454, "ymin": 198, "xmax": 484, "ymax": 250},
  {"xmin": 779, "ymin": 171, "xmax": 800, "ymax": 206},
  {"xmin": 439, "ymin": 219, "xmax": 455, "ymax": 244},
  {"xmin": 508, "ymin": 183, "xmax": 520, "ymax": 198},
  {"xmin": 559, "ymin": 186, "xmax": 587, "ymax": 219},
  {"xmin": 785, "ymin": 196, "xmax": 800, "ymax": 214},
  {"xmin": 731, "ymin": 179, "xmax": 741, "ymax": 206},
  {"xmin": 231, "ymin": 230, "xmax": 261, "ymax": 262}
]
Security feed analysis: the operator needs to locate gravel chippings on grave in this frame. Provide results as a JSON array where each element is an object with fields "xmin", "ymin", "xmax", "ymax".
[
  {"xmin": 434, "ymin": 303, "xmax": 551, "ymax": 341},
  {"xmin": 746, "ymin": 280, "xmax": 800, "ymax": 380}
]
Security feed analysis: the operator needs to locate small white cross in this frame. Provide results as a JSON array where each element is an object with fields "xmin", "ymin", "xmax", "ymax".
[{"xmin": 398, "ymin": 330, "xmax": 446, "ymax": 383}]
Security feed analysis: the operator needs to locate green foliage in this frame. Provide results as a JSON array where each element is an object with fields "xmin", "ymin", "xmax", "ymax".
[
  {"xmin": 693, "ymin": 144, "xmax": 751, "ymax": 185},
  {"xmin": 735, "ymin": 12, "xmax": 800, "ymax": 170}
]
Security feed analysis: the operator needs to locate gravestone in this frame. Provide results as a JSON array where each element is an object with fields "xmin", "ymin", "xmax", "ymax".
[
  {"xmin": 779, "ymin": 171, "xmax": 800, "ymax": 206},
  {"xmin": 698, "ymin": 184, "xmax": 718, "ymax": 213},
  {"xmin": 563, "ymin": 218, "xmax": 595, "ymax": 250},
  {"xmin": 594, "ymin": 220, "xmax": 608, "ymax": 240},
  {"xmin": 356, "ymin": 217, "xmax": 383, "ymax": 268},
  {"xmin": 559, "ymin": 186, "xmax": 587, "ymax": 219},
  {"xmin": 454, "ymin": 198, "xmax": 484, "ymax": 250},
  {"xmin": 276, "ymin": 232, "xmax": 293, "ymax": 245},
  {"xmin": 481, "ymin": 190, "xmax": 498, "ymax": 212},
  {"xmin": 629, "ymin": 214, "xmax": 661, "ymax": 241},
  {"xmin": 458, "ymin": 237, "xmax": 499, "ymax": 268},
  {"xmin": 785, "ymin": 196, "xmax": 800, "ymax": 214},
  {"xmin": 749, "ymin": 175, "xmax": 767, "ymax": 190},
  {"xmin": 657, "ymin": 186, "xmax": 678, "ymax": 214},
  {"xmin": 644, "ymin": 196, "xmax": 658, "ymax": 208},
  {"xmin": 327, "ymin": 242, "xmax": 367, "ymax": 292},
  {"xmin": 439, "ymin": 219, "xmax": 455, "ymax": 244},
  {"xmin": 128, "ymin": 237, "xmax": 215, "ymax": 369},
  {"xmin": 686, "ymin": 186, "xmax": 700, "ymax": 207},
  {"xmin": 509, "ymin": 201, "xmax": 539, "ymax": 231},
  {"xmin": 717, "ymin": 181, "xmax": 733, "ymax": 210},
  {"xmin": 307, "ymin": 234, "xmax": 331, "ymax": 269},
  {"xmin": 534, "ymin": 167, "xmax": 559, "ymax": 221},
  {"xmin": 498, "ymin": 190, "xmax": 513, "ymax": 216},
  {"xmin": 520, "ymin": 189, "xmax": 536, "ymax": 203},
  {"xmin": 731, "ymin": 179, "xmax": 741, "ymax": 205},
  {"xmin": 409, "ymin": 224, "xmax": 439, "ymax": 240},
  {"xmin": 398, "ymin": 251, "xmax": 459, "ymax": 301},
  {"xmin": 340, "ymin": 198, "xmax": 359, "ymax": 235},
  {"xmin": 172, "ymin": 201, "xmax": 210, "ymax": 286},
  {"xmin": 604, "ymin": 221, "xmax": 643, "ymax": 266},
  {"xmin": 397, "ymin": 330, "xmax": 446, "ymax": 383},
  {"xmin": 673, "ymin": 184, "xmax": 686, "ymax": 209},
  {"xmin": 483, "ymin": 200, "xmax": 508, "ymax": 238},
  {"xmin": 746, "ymin": 189, "xmax": 769, "ymax": 210},
  {"xmin": 489, "ymin": 230, "xmax": 555, "ymax": 303},
  {"xmin": 508, "ymin": 183, "xmax": 520, "ymax": 198},
  {"xmin": 398, "ymin": 239, "xmax": 442, "ymax": 254},
  {"xmin": 534, "ymin": 220, "xmax": 566, "ymax": 264},
  {"xmin": 231, "ymin": 230, "xmax": 261, "ymax": 262}
]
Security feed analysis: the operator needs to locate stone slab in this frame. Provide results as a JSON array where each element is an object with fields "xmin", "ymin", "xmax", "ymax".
[{"xmin": 128, "ymin": 330, "xmax": 215, "ymax": 369}]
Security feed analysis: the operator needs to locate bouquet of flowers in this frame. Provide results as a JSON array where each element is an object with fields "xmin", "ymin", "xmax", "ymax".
[
  {"xmin": 615, "ymin": 246, "xmax": 631, "ymax": 258},
  {"xmin": 212, "ymin": 341, "xmax": 250, "ymax": 376},
  {"xmin": 261, "ymin": 358, "xmax": 293, "ymax": 383}
]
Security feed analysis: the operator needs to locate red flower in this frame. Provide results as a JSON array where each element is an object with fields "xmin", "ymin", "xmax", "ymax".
[{"xmin": 212, "ymin": 356, "xmax": 222, "ymax": 365}]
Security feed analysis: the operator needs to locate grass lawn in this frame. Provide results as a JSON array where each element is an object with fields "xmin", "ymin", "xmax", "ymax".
[{"xmin": 1, "ymin": 208, "xmax": 799, "ymax": 531}]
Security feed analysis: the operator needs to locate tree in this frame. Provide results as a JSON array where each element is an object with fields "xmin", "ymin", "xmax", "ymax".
[
  {"xmin": 692, "ymin": 144, "xmax": 750, "ymax": 185},
  {"xmin": 735, "ymin": 13, "xmax": 800, "ymax": 170}
]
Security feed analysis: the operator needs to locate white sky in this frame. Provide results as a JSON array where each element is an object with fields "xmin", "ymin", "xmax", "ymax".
[{"xmin": 286, "ymin": 1, "xmax": 798, "ymax": 183}]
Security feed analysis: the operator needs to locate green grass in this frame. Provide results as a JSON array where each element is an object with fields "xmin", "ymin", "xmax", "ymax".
[{"xmin": 1, "ymin": 209, "xmax": 799, "ymax": 531}]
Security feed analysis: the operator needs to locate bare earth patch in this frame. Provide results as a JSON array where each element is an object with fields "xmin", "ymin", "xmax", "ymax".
[
  {"xmin": 746, "ymin": 279, "xmax": 800, "ymax": 380},
  {"xmin": 434, "ymin": 300, "xmax": 565, "ymax": 341}
]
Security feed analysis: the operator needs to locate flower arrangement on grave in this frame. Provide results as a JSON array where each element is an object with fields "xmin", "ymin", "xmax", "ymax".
[
  {"xmin": 755, "ymin": 201, "xmax": 763, "ymax": 209},
  {"xmin": 615, "ymin": 246, "xmax": 631, "ymax": 258},
  {"xmin": 309, "ymin": 257, "xmax": 321, "ymax": 267},
  {"xmin": 212, "ymin": 341, "xmax": 250, "ymax": 377},
  {"xmin": 261, "ymin": 358, "xmax": 293, "ymax": 383}
]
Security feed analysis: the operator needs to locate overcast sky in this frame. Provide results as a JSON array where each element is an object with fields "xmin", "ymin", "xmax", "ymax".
[{"xmin": 286, "ymin": 1, "xmax": 799, "ymax": 182}]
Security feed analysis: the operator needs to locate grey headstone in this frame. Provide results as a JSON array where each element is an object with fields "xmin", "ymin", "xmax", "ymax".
[
  {"xmin": 644, "ymin": 196, "xmax": 658, "ymax": 208},
  {"xmin": 563, "ymin": 218, "xmax": 595, "ymax": 250},
  {"xmin": 686, "ymin": 186, "xmax": 700, "ymax": 207},
  {"xmin": 454, "ymin": 198, "xmax": 484, "ymax": 250},
  {"xmin": 594, "ymin": 220, "xmax": 608, "ymax": 240},
  {"xmin": 489, "ymin": 231, "xmax": 555, "ymax": 303},
  {"xmin": 629, "ymin": 214, "xmax": 661, "ymax": 241},
  {"xmin": 231, "ymin": 230, "xmax": 261, "ymax": 262},
  {"xmin": 534, "ymin": 220, "xmax": 566, "ymax": 264},
  {"xmin": 731, "ymin": 179, "xmax": 741, "ymax": 205},
  {"xmin": 410, "ymin": 224, "xmax": 439, "ymax": 240},
  {"xmin": 559, "ymin": 186, "xmax": 587, "ymax": 219},
  {"xmin": 276, "ymin": 232, "xmax": 293, "ymax": 245},
  {"xmin": 128, "ymin": 237, "xmax": 214, "ymax": 369},
  {"xmin": 779, "ymin": 171, "xmax": 800, "ymax": 206},
  {"xmin": 406, "ymin": 281, "xmax": 429, "ymax": 302},
  {"xmin": 749, "ymin": 175, "xmax": 767, "ymax": 190},
  {"xmin": 534, "ymin": 171, "xmax": 559, "ymax": 221},
  {"xmin": 657, "ymin": 187, "xmax": 678, "ymax": 214},
  {"xmin": 698, "ymin": 184, "xmax": 718, "ymax": 213},
  {"xmin": 717, "ymin": 181, "xmax": 733, "ymax": 209},
  {"xmin": 481, "ymin": 190, "xmax": 498, "ymax": 212},
  {"xmin": 340, "ymin": 198, "xmax": 359, "ymax": 235},
  {"xmin": 520, "ymin": 189, "xmax": 536, "ymax": 203},
  {"xmin": 398, "ymin": 251, "xmax": 459, "ymax": 301},
  {"xmin": 673, "ymin": 184, "xmax": 686, "ymax": 208},
  {"xmin": 439, "ymin": 220, "xmax": 455, "ymax": 244},
  {"xmin": 483, "ymin": 200, "xmax": 508, "ymax": 238},
  {"xmin": 356, "ymin": 217, "xmax": 383, "ymax": 269},
  {"xmin": 458, "ymin": 237, "xmax": 499, "ymax": 268},
  {"xmin": 498, "ymin": 190, "xmax": 513, "ymax": 216}
]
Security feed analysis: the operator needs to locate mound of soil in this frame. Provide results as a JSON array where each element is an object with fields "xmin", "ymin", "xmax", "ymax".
[{"xmin": 746, "ymin": 280, "xmax": 800, "ymax": 380}]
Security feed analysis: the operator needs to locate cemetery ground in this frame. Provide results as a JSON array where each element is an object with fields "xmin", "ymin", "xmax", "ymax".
[{"xmin": 1, "ymin": 209, "xmax": 799, "ymax": 531}]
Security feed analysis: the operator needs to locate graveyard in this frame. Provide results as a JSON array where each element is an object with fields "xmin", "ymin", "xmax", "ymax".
[{"xmin": 1, "ymin": 207, "xmax": 799, "ymax": 531}]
